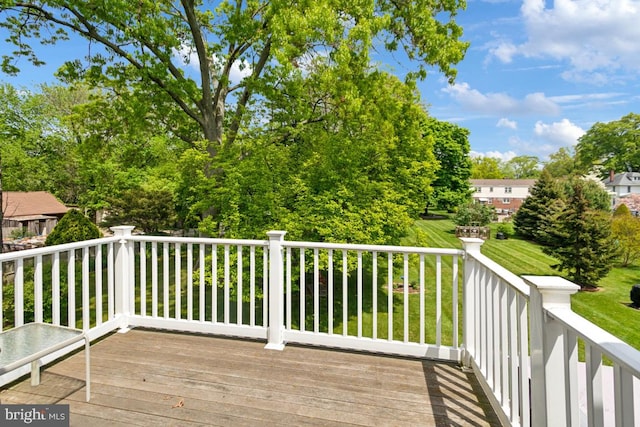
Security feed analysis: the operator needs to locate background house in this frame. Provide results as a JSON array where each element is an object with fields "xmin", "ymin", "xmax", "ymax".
[
  {"xmin": 2, "ymin": 191, "xmax": 69, "ymax": 238},
  {"xmin": 470, "ymin": 179, "xmax": 537, "ymax": 216},
  {"xmin": 602, "ymin": 171, "xmax": 640, "ymax": 213}
]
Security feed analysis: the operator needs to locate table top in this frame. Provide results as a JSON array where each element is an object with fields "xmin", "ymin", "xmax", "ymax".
[{"xmin": 0, "ymin": 323, "xmax": 85, "ymax": 373}]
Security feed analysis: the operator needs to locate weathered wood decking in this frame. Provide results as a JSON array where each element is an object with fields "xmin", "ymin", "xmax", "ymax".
[{"xmin": 0, "ymin": 329, "xmax": 501, "ymax": 426}]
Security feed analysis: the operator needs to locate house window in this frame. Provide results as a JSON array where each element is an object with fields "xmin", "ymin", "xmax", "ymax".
[
  {"xmin": 502, "ymin": 198, "xmax": 511, "ymax": 204},
  {"xmin": 489, "ymin": 187, "xmax": 494, "ymax": 192},
  {"xmin": 628, "ymin": 186, "xmax": 632, "ymax": 193},
  {"xmin": 475, "ymin": 187, "xmax": 481, "ymax": 192},
  {"xmin": 505, "ymin": 187, "xmax": 512, "ymax": 193}
]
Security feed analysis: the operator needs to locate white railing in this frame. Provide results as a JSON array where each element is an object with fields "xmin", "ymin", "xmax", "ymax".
[
  {"xmin": 1, "ymin": 229, "xmax": 638, "ymax": 426},
  {"xmin": 462, "ymin": 238, "xmax": 640, "ymax": 427},
  {"xmin": 278, "ymin": 236, "xmax": 463, "ymax": 359},
  {"xmin": 0, "ymin": 234, "xmax": 122, "ymax": 384},
  {"xmin": 123, "ymin": 229, "xmax": 270, "ymax": 340}
]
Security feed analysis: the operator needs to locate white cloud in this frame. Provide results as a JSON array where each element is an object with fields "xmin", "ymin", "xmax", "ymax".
[
  {"xmin": 533, "ymin": 118, "xmax": 586, "ymax": 146},
  {"xmin": 485, "ymin": 120, "xmax": 585, "ymax": 158},
  {"xmin": 443, "ymin": 82, "xmax": 560, "ymax": 115},
  {"xmin": 497, "ymin": 118, "xmax": 517, "ymax": 129},
  {"xmin": 491, "ymin": 0, "xmax": 640, "ymax": 82},
  {"xmin": 490, "ymin": 42, "xmax": 518, "ymax": 63}
]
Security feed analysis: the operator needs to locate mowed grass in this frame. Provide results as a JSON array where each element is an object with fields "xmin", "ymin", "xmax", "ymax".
[{"xmin": 412, "ymin": 214, "xmax": 640, "ymax": 351}]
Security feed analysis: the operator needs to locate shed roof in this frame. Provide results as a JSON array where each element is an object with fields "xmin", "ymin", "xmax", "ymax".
[{"xmin": 2, "ymin": 191, "xmax": 69, "ymax": 219}]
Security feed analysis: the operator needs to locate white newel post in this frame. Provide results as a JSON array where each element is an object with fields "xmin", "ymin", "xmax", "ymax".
[
  {"xmin": 524, "ymin": 275, "xmax": 580, "ymax": 427},
  {"xmin": 111, "ymin": 226, "xmax": 135, "ymax": 331},
  {"xmin": 265, "ymin": 231, "xmax": 286, "ymax": 350},
  {"xmin": 460, "ymin": 238, "xmax": 484, "ymax": 368}
]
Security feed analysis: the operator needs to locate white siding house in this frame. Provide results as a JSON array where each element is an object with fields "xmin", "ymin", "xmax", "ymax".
[
  {"xmin": 470, "ymin": 179, "xmax": 536, "ymax": 215},
  {"xmin": 603, "ymin": 171, "xmax": 640, "ymax": 213}
]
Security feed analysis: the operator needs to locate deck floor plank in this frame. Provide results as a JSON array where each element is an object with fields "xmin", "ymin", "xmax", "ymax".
[{"xmin": 0, "ymin": 329, "xmax": 500, "ymax": 426}]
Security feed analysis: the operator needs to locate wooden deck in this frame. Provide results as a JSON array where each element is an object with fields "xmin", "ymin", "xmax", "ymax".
[{"xmin": 0, "ymin": 329, "xmax": 501, "ymax": 426}]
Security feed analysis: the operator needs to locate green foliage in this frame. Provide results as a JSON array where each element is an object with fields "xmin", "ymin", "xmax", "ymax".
[
  {"xmin": 576, "ymin": 113, "xmax": 640, "ymax": 176},
  {"xmin": 103, "ymin": 186, "xmax": 177, "ymax": 234},
  {"xmin": 9, "ymin": 227, "xmax": 35, "ymax": 239},
  {"xmin": 0, "ymin": 0, "xmax": 469, "ymax": 149},
  {"xmin": 513, "ymin": 170, "xmax": 562, "ymax": 240},
  {"xmin": 611, "ymin": 206, "xmax": 640, "ymax": 266},
  {"xmin": 471, "ymin": 156, "xmax": 503, "ymax": 179},
  {"xmin": 514, "ymin": 171, "xmax": 610, "ymax": 243},
  {"xmin": 613, "ymin": 203, "xmax": 631, "ymax": 217},
  {"xmin": 501, "ymin": 155, "xmax": 541, "ymax": 179},
  {"xmin": 0, "ymin": 1, "xmax": 471, "ymax": 244},
  {"xmin": 453, "ymin": 202, "xmax": 496, "ymax": 226},
  {"xmin": 424, "ymin": 118, "xmax": 472, "ymax": 212},
  {"xmin": 46, "ymin": 209, "xmax": 101, "ymax": 246},
  {"xmin": 199, "ymin": 72, "xmax": 438, "ymax": 244},
  {"xmin": 541, "ymin": 180, "xmax": 618, "ymax": 287},
  {"xmin": 543, "ymin": 147, "xmax": 578, "ymax": 178},
  {"xmin": 496, "ymin": 222, "xmax": 514, "ymax": 237}
]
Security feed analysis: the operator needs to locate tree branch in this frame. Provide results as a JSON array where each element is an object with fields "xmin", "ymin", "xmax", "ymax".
[{"xmin": 14, "ymin": 2, "xmax": 205, "ymax": 132}]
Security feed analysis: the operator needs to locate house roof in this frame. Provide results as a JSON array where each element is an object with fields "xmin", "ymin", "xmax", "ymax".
[
  {"xmin": 602, "ymin": 172, "xmax": 640, "ymax": 186},
  {"xmin": 2, "ymin": 191, "xmax": 69, "ymax": 219},
  {"xmin": 470, "ymin": 179, "xmax": 537, "ymax": 187}
]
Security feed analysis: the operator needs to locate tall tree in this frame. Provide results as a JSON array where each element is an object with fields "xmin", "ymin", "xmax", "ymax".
[
  {"xmin": 1, "ymin": 0, "xmax": 468, "ymax": 154},
  {"xmin": 195, "ymin": 71, "xmax": 438, "ymax": 244},
  {"xmin": 1, "ymin": 0, "xmax": 469, "ymax": 239},
  {"xmin": 424, "ymin": 118, "xmax": 472, "ymax": 213},
  {"xmin": 576, "ymin": 112, "xmax": 640, "ymax": 175},
  {"xmin": 502, "ymin": 155, "xmax": 540, "ymax": 179},
  {"xmin": 470, "ymin": 156, "xmax": 503, "ymax": 179},
  {"xmin": 541, "ymin": 179, "xmax": 617, "ymax": 288},
  {"xmin": 543, "ymin": 146, "xmax": 578, "ymax": 178}
]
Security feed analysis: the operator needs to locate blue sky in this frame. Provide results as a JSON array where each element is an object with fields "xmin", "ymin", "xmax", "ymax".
[
  {"xmin": 418, "ymin": 0, "xmax": 640, "ymax": 161},
  {"xmin": 1, "ymin": 0, "xmax": 639, "ymax": 163}
]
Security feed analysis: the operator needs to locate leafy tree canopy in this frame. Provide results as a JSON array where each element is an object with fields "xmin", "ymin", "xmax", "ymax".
[
  {"xmin": 611, "ymin": 204, "xmax": 640, "ymax": 267},
  {"xmin": 424, "ymin": 118, "xmax": 472, "ymax": 212},
  {"xmin": 576, "ymin": 112, "xmax": 640, "ymax": 176},
  {"xmin": 470, "ymin": 156, "xmax": 503, "ymax": 179},
  {"xmin": 195, "ymin": 72, "xmax": 439, "ymax": 244},
  {"xmin": 501, "ymin": 155, "xmax": 540, "ymax": 179},
  {"xmin": 102, "ymin": 185, "xmax": 177, "ymax": 234},
  {"xmin": 0, "ymin": 0, "xmax": 469, "ymax": 150},
  {"xmin": 543, "ymin": 146, "xmax": 578, "ymax": 178},
  {"xmin": 0, "ymin": 1, "xmax": 471, "ymax": 243},
  {"xmin": 453, "ymin": 202, "xmax": 495, "ymax": 226}
]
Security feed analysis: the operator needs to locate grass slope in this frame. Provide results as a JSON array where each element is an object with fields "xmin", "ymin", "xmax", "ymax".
[{"xmin": 412, "ymin": 214, "xmax": 640, "ymax": 351}]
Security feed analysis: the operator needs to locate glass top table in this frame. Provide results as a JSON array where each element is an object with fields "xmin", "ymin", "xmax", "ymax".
[{"xmin": 0, "ymin": 323, "xmax": 90, "ymax": 401}]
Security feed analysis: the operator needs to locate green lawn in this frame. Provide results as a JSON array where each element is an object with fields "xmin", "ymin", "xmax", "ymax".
[{"xmin": 412, "ymin": 214, "xmax": 640, "ymax": 351}]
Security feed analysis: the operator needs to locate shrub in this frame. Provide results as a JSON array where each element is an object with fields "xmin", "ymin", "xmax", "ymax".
[
  {"xmin": 46, "ymin": 209, "xmax": 101, "ymax": 246},
  {"xmin": 9, "ymin": 227, "xmax": 35, "ymax": 239},
  {"xmin": 453, "ymin": 202, "xmax": 496, "ymax": 226},
  {"xmin": 497, "ymin": 222, "xmax": 514, "ymax": 237}
]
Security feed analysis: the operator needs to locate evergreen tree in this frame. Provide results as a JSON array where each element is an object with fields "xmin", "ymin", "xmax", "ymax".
[
  {"xmin": 513, "ymin": 170, "xmax": 561, "ymax": 240},
  {"xmin": 46, "ymin": 209, "xmax": 101, "ymax": 246},
  {"xmin": 541, "ymin": 180, "xmax": 618, "ymax": 288}
]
